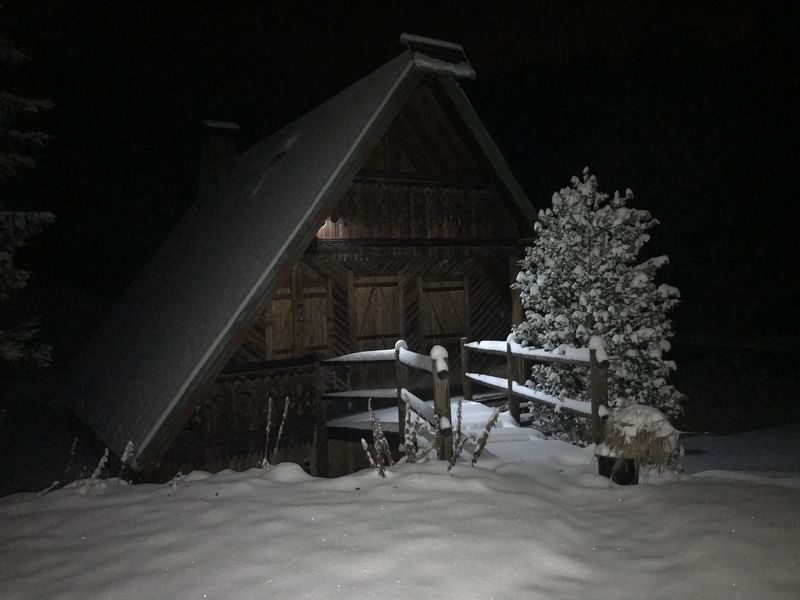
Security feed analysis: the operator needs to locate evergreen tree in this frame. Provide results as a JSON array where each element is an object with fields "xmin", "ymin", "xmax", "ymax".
[
  {"xmin": 0, "ymin": 22, "xmax": 54, "ymax": 365},
  {"xmin": 513, "ymin": 169, "xmax": 684, "ymax": 439}
]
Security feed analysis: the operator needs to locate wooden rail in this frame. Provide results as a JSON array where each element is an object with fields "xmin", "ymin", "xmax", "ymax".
[
  {"xmin": 321, "ymin": 339, "xmax": 453, "ymax": 461},
  {"xmin": 461, "ymin": 335, "xmax": 609, "ymax": 443},
  {"xmin": 322, "ymin": 335, "xmax": 610, "ymax": 463}
]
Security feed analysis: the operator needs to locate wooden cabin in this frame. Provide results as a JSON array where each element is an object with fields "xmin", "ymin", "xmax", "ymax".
[{"xmin": 68, "ymin": 35, "xmax": 535, "ymax": 479}]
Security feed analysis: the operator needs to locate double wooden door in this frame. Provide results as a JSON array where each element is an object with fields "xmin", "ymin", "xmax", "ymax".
[{"xmin": 265, "ymin": 265, "xmax": 330, "ymax": 359}]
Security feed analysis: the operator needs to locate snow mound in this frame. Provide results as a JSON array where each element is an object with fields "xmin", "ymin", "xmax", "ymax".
[
  {"xmin": 264, "ymin": 462, "xmax": 314, "ymax": 483},
  {"xmin": 1, "ymin": 429, "xmax": 800, "ymax": 599}
]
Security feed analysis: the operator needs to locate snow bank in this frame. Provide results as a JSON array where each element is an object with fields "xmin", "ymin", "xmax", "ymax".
[{"xmin": 1, "ymin": 428, "xmax": 799, "ymax": 600}]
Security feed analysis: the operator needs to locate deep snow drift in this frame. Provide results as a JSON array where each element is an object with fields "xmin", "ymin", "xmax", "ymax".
[{"xmin": 1, "ymin": 425, "xmax": 799, "ymax": 600}]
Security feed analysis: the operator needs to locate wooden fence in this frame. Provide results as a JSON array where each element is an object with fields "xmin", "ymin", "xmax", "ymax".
[
  {"xmin": 321, "ymin": 340, "xmax": 453, "ymax": 461},
  {"xmin": 320, "ymin": 335, "xmax": 611, "ymax": 472},
  {"xmin": 460, "ymin": 335, "xmax": 610, "ymax": 443}
]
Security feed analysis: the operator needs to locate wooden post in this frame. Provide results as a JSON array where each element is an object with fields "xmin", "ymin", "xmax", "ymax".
[
  {"xmin": 395, "ymin": 340, "xmax": 409, "ymax": 459},
  {"xmin": 506, "ymin": 342, "xmax": 520, "ymax": 423},
  {"xmin": 589, "ymin": 348, "xmax": 609, "ymax": 445},
  {"xmin": 312, "ymin": 361, "xmax": 329, "ymax": 477},
  {"xmin": 431, "ymin": 345, "xmax": 452, "ymax": 462},
  {"xmin": 514, "ymin": 355, "xmax": 526, "ymax": 420},
  {"xmin": 460, "ymin": 337, "xmax": 472, "ymax": 401},
  {"xmin": 509, "ymin": 254, "xmax": 523, "ymax": 327}
]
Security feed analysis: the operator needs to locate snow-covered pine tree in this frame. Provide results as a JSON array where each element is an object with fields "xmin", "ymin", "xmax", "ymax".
[
  {"xmin": 513, "ymin": 169, "xmax": 684, "ymax": 441},
  {"xmin": 0, "ymin": 25, "xmax": 54, "ymax": 365}
]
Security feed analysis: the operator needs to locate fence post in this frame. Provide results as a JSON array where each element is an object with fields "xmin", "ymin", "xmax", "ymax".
[
  {"xmin": 506, "ymin": 342, "xmax": 521, "ymax": 423},
  {"xmin": 514, "ymin": 355, "xmax": 526, "ymax": 419},
  {"xmin": 395, "ymin": 340, "xmax": 409, "ymax": 460},
  {"xmin": 312, "ymin": 361, "xmax": 329, "ymax": 477},
  {"xmin": 431, "ymin": 345, "xmax": 452, "ymax": 462},
  {"xmin": 589, "ymin": 337, "xmax": 610, "ymax": 444},
  {"xmin": 460, "ymin": 337, "xmax": 472, "ymax": 401}
]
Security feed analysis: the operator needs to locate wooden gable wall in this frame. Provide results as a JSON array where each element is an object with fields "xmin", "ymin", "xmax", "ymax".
[
  {"xmin": 226, "ymin": 80, "xmax": 523, "ymax": 371},
  {"xmin": 162, "ymin": 81, "xmax": 526, "ymax": 478},
  {"xmin": 316, "ymin": 83, "xmax": 520, "ymax": 243}
]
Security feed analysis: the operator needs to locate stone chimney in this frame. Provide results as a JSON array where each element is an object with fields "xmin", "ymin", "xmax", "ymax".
[{"xmin": 198, "ymin": 120, "xmax": 240, "ymax": 204}]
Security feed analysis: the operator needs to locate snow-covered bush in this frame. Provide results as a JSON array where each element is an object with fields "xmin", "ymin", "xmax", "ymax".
[{"xmin": 513, "ymin": 169, "xmax": 685, "ymax": 440}]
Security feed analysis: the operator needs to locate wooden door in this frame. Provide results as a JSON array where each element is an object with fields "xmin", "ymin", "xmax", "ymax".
[
  {"xmin": 265, "ymin": 265, "xmax": 331, "ymax": 359},
  {"xmin": 265, "ymin": 286, "xmax": 295, "ymax": 359},
  {"xmin": 300, "ymin": 283, "xmax": 330, "ymax": 353},
  {"xmin": 349, "ymin": 274, "xmax": 402, "ymax": 351},
  {"xmin": 418, "ymin": 277, "xmax": 469, "ymax": 347}
]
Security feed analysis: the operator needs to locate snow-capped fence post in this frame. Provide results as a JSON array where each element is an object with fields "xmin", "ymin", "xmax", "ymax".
[
  {"xmin": 395, "ymin": 340, "xmax": 409, "ymax": 459},
  {"xmin": 430, "ymin": 345, "xmax": 453, "ymax": 462},
  {"xmin": 506, "ymin": 342, "xmax": 521, "ymax": 423},
  {"xmin": 589, "ymin": 336, "xmax": 610, "ymax": 444},
  {"xmin": 460, "ymin": 337, "xmax": 472, "ymax": 401}
]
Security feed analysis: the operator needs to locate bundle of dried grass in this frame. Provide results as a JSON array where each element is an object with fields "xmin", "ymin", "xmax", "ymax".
[
  {"xmin": 601, "ymin": 422, "xmax": 673, "ymax": 473},
  {"xmin": 361, "ymin": 399, "xmax": 394, "ymax": 477}
]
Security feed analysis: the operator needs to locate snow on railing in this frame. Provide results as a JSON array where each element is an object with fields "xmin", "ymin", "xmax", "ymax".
[
  {"xmin": 588, "ymin": 335, "xmax": 609, "ymax": 368},
  {"xmin": 320, "ymin": 340, "xmax": 453, "ymax": 461},
  {"xmin": 396, "ymin": 340, "xmax": 433, "ymax": 372},
  {"xmin": 464, "ymin": 373, "xmax": 591, "ymax": 416},
  {"xmin": 429, "ymin": 345, "xmax": 449, "ymax": 380},
  {"xmin": 464, "ymin": 338, "xmax": 591, "ymax": 365},
  {"xmin": 321, "ymin": 348, "xmax": 395, "ymax": 364},
  {"xmin": 461, "ymin": 334, "xmax": 610, "ymax": 442},
  {"xmin": 399, "ymin": 388, "xmax": 437, "ymax": 426},
  {"xmin": 323, "ymin": 388, "xmax": 396, "ymax": 399}
]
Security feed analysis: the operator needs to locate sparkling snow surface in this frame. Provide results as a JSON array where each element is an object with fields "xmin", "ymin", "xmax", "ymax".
[{"xmin": 2, "ymin": 426, "xmax": 799, "ymax": 599}]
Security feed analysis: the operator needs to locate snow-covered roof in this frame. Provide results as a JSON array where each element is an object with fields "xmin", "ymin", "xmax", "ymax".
[{"xmin": 67, "ymin": 43, "xmax": 535, "ymax": 470}]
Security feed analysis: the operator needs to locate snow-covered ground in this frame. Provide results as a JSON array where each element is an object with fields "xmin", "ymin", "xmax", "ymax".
[{"xmin": 2, "ymin": 422, "xmax": 799, "ymax": 600}]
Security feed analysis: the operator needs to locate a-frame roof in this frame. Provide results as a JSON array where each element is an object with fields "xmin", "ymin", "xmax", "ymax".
[{"xmin": 68, "ymin": 42, "xmax": 535, "ymax": 469}]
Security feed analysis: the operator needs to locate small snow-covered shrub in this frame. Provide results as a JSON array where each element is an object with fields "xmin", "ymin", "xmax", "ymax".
[
  {"xmin": 469, "ymin": 402, "xmax": 507, "ymax": 467},
  {"xmin": 60, "ymin": 444, "xmax": 136, "ymax": 494},
  {"xmin": 447, "ymin": 397, "xmax": 507, "ymax": 472},
  {"xmin": 89, "ymin": 448, "xmax": 109, "ymax": 481},
  {"xmin": 403, "ymin": 399, "xmax": 433, "ymax": 463},
  {"xmin": 260, "ymin": 396, "xmax": 291, "ymax": 469},
  {"xmin": 361, "ymin": 399, "xmax": 394, "ymax": 477},
  {"xmin": 447, "ymin": 397, "xmax": 470, "ymax": 471},
  {"xmin": 360, "ymin": 397, "xmax": 507, "ymax": 475}
]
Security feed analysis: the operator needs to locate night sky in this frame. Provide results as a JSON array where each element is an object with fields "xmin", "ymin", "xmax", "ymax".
[{"xmin": 3, "ymin": 1, "xmax": 800, "ymax": 429}]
